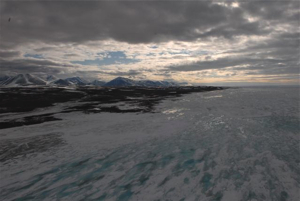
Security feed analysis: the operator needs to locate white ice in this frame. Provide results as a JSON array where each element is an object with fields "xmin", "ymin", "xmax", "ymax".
[{"xmin": 0, "ymin": 87, "xmax": 299, "ymax": 201}]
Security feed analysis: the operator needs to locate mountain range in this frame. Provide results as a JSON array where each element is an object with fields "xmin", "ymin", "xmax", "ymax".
[
  {"xmin": 0, "ymin": 74, "xmax": 184, "ymax": 87},
  {"xmin": 0, "ymin": 74, "xmax": 47, "ymax": 87}
]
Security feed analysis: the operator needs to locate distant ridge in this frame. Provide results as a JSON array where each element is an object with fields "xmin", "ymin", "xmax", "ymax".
[
  {"xmin": 0, "ymin": 74, "xmax": 185, "ymax": 87},
  {"xmin": 0, "ymin": 74, "xmax": 46, "ymax": 86},
  {"xmin": 104, "ymin": 77, "xmax": 136, "ymax": 87},
  {"xmin": 52, "ymin": 79, "xmax": 71, "ymax": 86},
  {"xmin": 104, "ymin": 77, "xmax": 179, "ymax": 87},
  {"xmin": 90, "ymin": 80, "xmax": 106, "ymax": 86},
  {"xmin": 0, "ymin": 75, "xmax": 10, "ymax": 82},
  {"xmin": 46, "ymin": 75, "xmax": 58, "ymax": 83},
  {"xmin": 65, "ymin": 77, "xmax": 88, "ymax": 85}
]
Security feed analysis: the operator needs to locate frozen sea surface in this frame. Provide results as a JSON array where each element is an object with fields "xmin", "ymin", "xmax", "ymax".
[{"xmin": 0, "ymin": 87, "xmax": 299, "ymax": 201}]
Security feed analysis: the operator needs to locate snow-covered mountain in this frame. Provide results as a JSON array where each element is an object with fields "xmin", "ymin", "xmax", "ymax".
[
  {"xmin": 138, "ymin": 80, "xmax": 179, "ymax": 87},
  {"xmin": 104, "ymin": 77, "xmax": 179, "ymax": 87},
  {"xmin": 136, "ymin": 80, "xmax": 164, "ymax": 87},
  {"xmin": 104, "ymin": 77, "xmax": 137, "ymax": 87},
  {"xmin": 46, "ymin": 75, "xmax": 58, "ymax": 83},
  {"xmin": 0, "ymin": 74, "xmax": 183, "ymax": 87},
  {"xmin": 0, "ymin": 75, "xmax": 11, "ymax": 82},
  {"xmin": 0, "ymin": 74, "xmax": 46, "ymax": 86},
  {"xmin": 64, "ymin": 77, "xmax": 88, "ymax": 85},
  {"xmin": 51, "ymin": 79, "xmax": 71, "ymax": 86},
  {"xmin": 49, "ymin": 77, "xmax": 89, "ymax": 86}
]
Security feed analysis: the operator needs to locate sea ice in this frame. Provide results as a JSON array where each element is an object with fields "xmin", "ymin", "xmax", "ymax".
[{"xmin": 0, "ymin": 87, "xmax": 299, "ymax": 200}]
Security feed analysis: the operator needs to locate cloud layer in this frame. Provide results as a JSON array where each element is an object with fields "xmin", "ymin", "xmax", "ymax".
[{"xmin": 0, "ymin": 0, "xmax": 299, "ymax": 85}]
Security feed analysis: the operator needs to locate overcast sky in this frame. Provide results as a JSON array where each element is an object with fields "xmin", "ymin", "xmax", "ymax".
[{"xmin": 0, "ymin": 0, "xmax": 299, "ymax": 85}]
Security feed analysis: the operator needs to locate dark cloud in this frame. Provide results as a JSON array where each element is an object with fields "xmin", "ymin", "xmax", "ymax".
[
  {"xmin": 0, "ymin": 58, "xmax": 71, "ymax": 75},
  {"xmin": 226, "ymin": 32, "xmax": 300, "ymax": 55},
  {"xmin": 198, "ymin": 21, "xmax": 268, "ymax": 39},
  {"xmin": 166, "ymin": 55, "xmax": 298, "ymax": 75},
  {"xmin": 0, "ymin": 50, "xmax": 21, "ymax": 58},
  {"xmin": 0, "ymin": 1, "xmax": 289, "ymax": 47},
  {"xmin": 1, "ymin": 58, "xmax": 60, "ymax": 67},
  {"xmin": 34, "ymin": 47, "xmax": 57, "ymax": 52},
  {"xmin": 76, "ymin": 69, "xmax": 141, "ymax": 77},
  {"xmin": 0, "ymin": 0, "xmax": 298, "ymax": 83},
  {"xmin": 166, "ymin": 28, "xmax": 299, "ymax": 76},
  {"xmin": 102, "ymin": 70, "xmax": 141, "ymax": 77},
  {"xmin": 71, "ymin": 69, "xmax": 143, "ymax": 81},
  {"xmin": 166, "ymin": 57, "xmax": 279, "ymax": 71},
  {"xmin": 239, "ymin": 1, "xmax": 299, "ymax": 22},
  {"xmin": 64, "ymin": 53, "xmax": 79, "ymax": 57}
]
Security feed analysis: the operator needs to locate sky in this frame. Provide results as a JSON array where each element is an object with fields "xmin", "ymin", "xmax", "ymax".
[{"xmin": 0, "ymin": 0, "xmax": 299, "ymax": 86}]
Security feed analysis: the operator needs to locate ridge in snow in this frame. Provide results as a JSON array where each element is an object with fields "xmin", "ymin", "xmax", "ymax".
[
  {"xmin": 0, "ymin": 74, "xmax": 46, "ymax": 86},
  {"xmin": 0, "ymin": 74, "xmax": 186, "ymax": 87}
]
